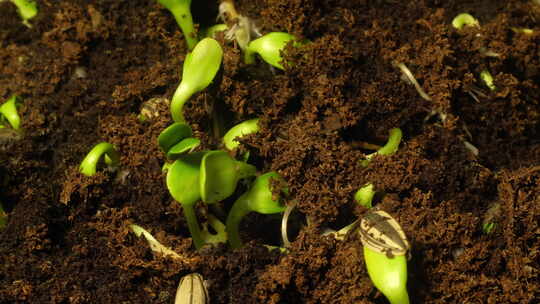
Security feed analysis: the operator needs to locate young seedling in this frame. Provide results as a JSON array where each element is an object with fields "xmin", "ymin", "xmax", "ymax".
[
  {"xmin": 199, "ymin": 150, "xmax": 256, "ymax": 204},
  {"xmin": 359, "ymin": 210, "xmax": 410, "ymax": 304},
  {"xmin": 480, "ymin": 69, "xmax": 496, "ymax": 91},
  {"xmin": 156, "ymin": 0, "xmax": 198, "ymax": 50},
  {"xmin": 201, "ymin": 24, "xmax": 229, "ymax": 38},
  {"xmin": 0, "ymin": 95, "xmax": 22, "ymax": 130},
  {"xmin": 244, "ymin": 32, "xmax": 297, "ymax": 70},
  {"xmin": 360, "ymin": 128, "xmax": 403, "ymax": 166},
  {"xmin": 511, "ymin": 27, "xmax": 534, "ymax": 35},
  {"xmin": 223, "ymin": 118, "xmax": 260, "ymax": 150},
  {"xmin": 355, "ymin": 183, "xmax": 375, "ymax": 208},
  {"xmin": 79, "ymin": 142, "xmax": 120, "ymax": 176},
  {"xmin": 170, "ymin": 38, "xmax": 223, "ymax": 123},
  {"xmin": 452, "ymin": 13, "xmax": 479, "ymax": 29},
  {"xmin": 226, "ymin": 172, "xmax": 288, "ymax": 249},
  {"xmin": 166, "ymin": 152, "xmax": 207, "ymax": 249},
  {"xmin": 158, "ymin": 122, "xmax": 200, "ymax": 159},
  {"xmin": 9, "ymin": 0, "xmax": 38, "ymax": 27}
]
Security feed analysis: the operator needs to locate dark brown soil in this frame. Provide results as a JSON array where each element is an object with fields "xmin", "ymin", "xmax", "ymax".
[{"xmin": 1, "ymin": 0, "xmax": 539, "ymax": 303}]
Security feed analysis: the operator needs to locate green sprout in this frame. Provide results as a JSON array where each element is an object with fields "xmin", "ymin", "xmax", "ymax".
[
  {"xmin": 166, "ymin": 150, "xmax": 255, "ymax": 249},
  {"xmin": 170, "ymin": 38, "xmax": 223, "ymax": 123},
  {"xmin": 452, "ymin": 13, "xmax": 479, "ymax": 29},
  {"xmin": 226, "ymin": 172, "xmax": 288, "ymax": 249},
  {"xmin": 199, "ymin": 150, "xmax": 256, "ymax": 204},
  {"xmin": 244, "ymin": 32, "xmax": 297, "ymax": 70},
  {"xmin": 360, "ymin": 128, "xmax": 403, "ymax": 166},
  {"xmin": 157, "ymin": 122, "xmax": 200, "ymax": 159},
  {"xmin": 223, "ymin": 118, "xmax": 260, "ymax": 150},
  {"xmin": 10, "ymin": 0, "xmax": 38, "ymax": 27},
  {"xmin": 79, "ymin": 142, "xmax": 120, "ymax": 176},
  {"xmin": 355, "ymin": 183, "xmax": 375, "ymax": 208},
  {"xmin": 363, "ymin": 248, "xmax": 409, "ymax": 304},
  {"xmin": 480, "ymin": 69, "xmax": 496, "ymax": 91},
  {"xmin": 0, "ymin": 95, "xmax": 22, "ymax": 130},
  {"xmin": 359, "ymin": 210, "xmax": 410, "ymax": 304},
  {"xmin": 482, "ymin": 222, "xmax": 496, "ymax": 234},
  {"xmin": 156, "ymin": 0, "xmax": 198, "ymax": 50}
]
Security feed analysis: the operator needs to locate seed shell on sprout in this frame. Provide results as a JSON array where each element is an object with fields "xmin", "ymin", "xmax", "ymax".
[{"xmin": 358, "ymin": 210, "xmax": 409, "ymax": 257}]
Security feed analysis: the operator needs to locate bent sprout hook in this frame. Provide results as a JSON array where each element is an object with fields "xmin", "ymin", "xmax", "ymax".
[
  {"xmin": 226, "ymin": 172, "xmax": 287, "ymax": 249},
  {"xmin": 79, "ymin": 142, "xmax": 120, "ymax": 176},
  {"xmin": 223, "ymin": 118, "xmax": 260, "ymax": 150},
  {"xmin": 244, "ymin": 32, "xmax": 297, "ymax": 70}
]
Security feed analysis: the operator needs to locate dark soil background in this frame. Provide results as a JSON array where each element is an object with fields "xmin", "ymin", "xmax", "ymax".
[{"xmin": 1, "ymin": 0, "xmax": 539, "ymax": 303}]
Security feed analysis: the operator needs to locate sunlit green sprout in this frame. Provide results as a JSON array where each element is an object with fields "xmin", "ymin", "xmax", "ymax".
[
  {"xmin": 158, "ymin": 122, "xmax": 200, "ymax": 159},
  {"xmin": 166, "ymin": 150, "xmax": 254, "ymax": 249},
  {"xmin": 452, "ymin": 13, "xmax": 479, "ymax": 29},
  {"xmin": 200, "ymin": 150, "xmax": 256, "ymax": 204},
  {"xmin": 480, "ymin": 69, "xmax": 496, "ymax": 91},
  {"xmin": 360, "ymin": 128, "xmax": 402, "ymax": 166},
  {"xmin": 226, "ymin": 172, "xmax": 288, "ymax": 249},
  {"xmin": 355, "ymin": 183, "xmax": 375, "ymax": 208},
  {"xmin": 244, "ymin": 32, "xmax": 297, "ymax": 70},
  {"xmin": 482, "ymin": 222, "xmax": 496, "ymax": 234},
  {"xmin": 156, "ymin": 0, "xmax": 198, "ymax": 50},
  {"xmin": 359, "ymin": 210, "xmax": 410, "ymax": 304},
  {"xmin": 166, "ymin": 152, "xmax": 207, "ymax": 249},
  {"xmin": 79, "ymin": 142, "xmax": 120, "ymax": 176},
  {"xmin": 0, "ymin": 95, "xmax": 22, "ymax": 130},
  {"xmin": 171, "ymin": 38, "xmax": 223, "ymax": 123},
  {"xmin": 223, "ymin": 118, "xmax": 260, "ymax": 150},
  {"xmin": 10, "ymin": 0, "xmax": 38, "ymax": 27}
]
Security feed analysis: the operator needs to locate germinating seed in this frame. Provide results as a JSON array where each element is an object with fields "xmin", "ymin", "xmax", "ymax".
[
  {"xmin": 358, "ymin": 210, "xmax": 410, "ymax": 258},
  {"xmin": 175, "ymin": 273, "xmax": 209, "ymax": 304}
]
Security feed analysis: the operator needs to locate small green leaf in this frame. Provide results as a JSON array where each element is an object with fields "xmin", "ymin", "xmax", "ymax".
[
  {"xmin": 244, "ymin": 172, "xmax": 287, "ymax": 214},
  {"xmin": 245, "ymin": 32, "xmax": 297, "ymax": 69},
  {"xmin": 200, "ymin": 150, "xmax": 256, "ymax": 204},
  {"xmin": 171, "ymin": 38, "xmax": 223, "ymax": 122},
  {"xmin": 10, "ymin": 0, "xmax": 38, "ymax": 24},
  {"xmin": 167, "ymin": 137, "xmax": 201, "ymax": 158},
  {"xmin": 157, "ymin": 122, "xmax": 192, "ymax": 154},
  {"xmin": 166, "ymin": 152, "xmax": 205, "ymax": 206},
  {"xmin": 354, "ymin": 183, "xmax": 375, "ymax": 208}
]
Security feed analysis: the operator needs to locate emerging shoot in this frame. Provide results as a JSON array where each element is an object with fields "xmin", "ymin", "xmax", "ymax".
[
  {"xmin": 0, "ymin": 95, "xmax": 22, "ymax": 130},
  {"xmin": 359, "ymin": 210, "xmax": 410, "ymax": 304},
  {"xmin": 480, "ymin": 69, "xmax": 496, "ymax": 91},
  {"xmin": 156, "ymin": 0, "xmax": 198, "ymax": 50},
  {"xmin": 355, "ymin": 183, "xmax": 375, "ymax": 208},
  {"xmin": 79, "ymin": 142, "xmax": 120, "ymax": 176},
  {"xmin": 223, "ymin": 118, "xmax": 260, "ymax": 150},
  {"xmin": 171, "ymin": 38, "xmax": 223, "ymax": 123},
  {"xmin": 10, "ymin": 0, "xmax": 38, "ymax": 27},
  {"xmin": 452, "ymin": 13, "xmax": 479, "ymax": 29},
  {"xmin": 226, "ymin": 172, "xmax": 288, "ymax": 249},
  {"xmin": 244, "ymin": 32, "xmax": 297, "ymax": 70},
  {"xmin": 361, "ymin": 128, "xmax": 403, "ymax": 166}
]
